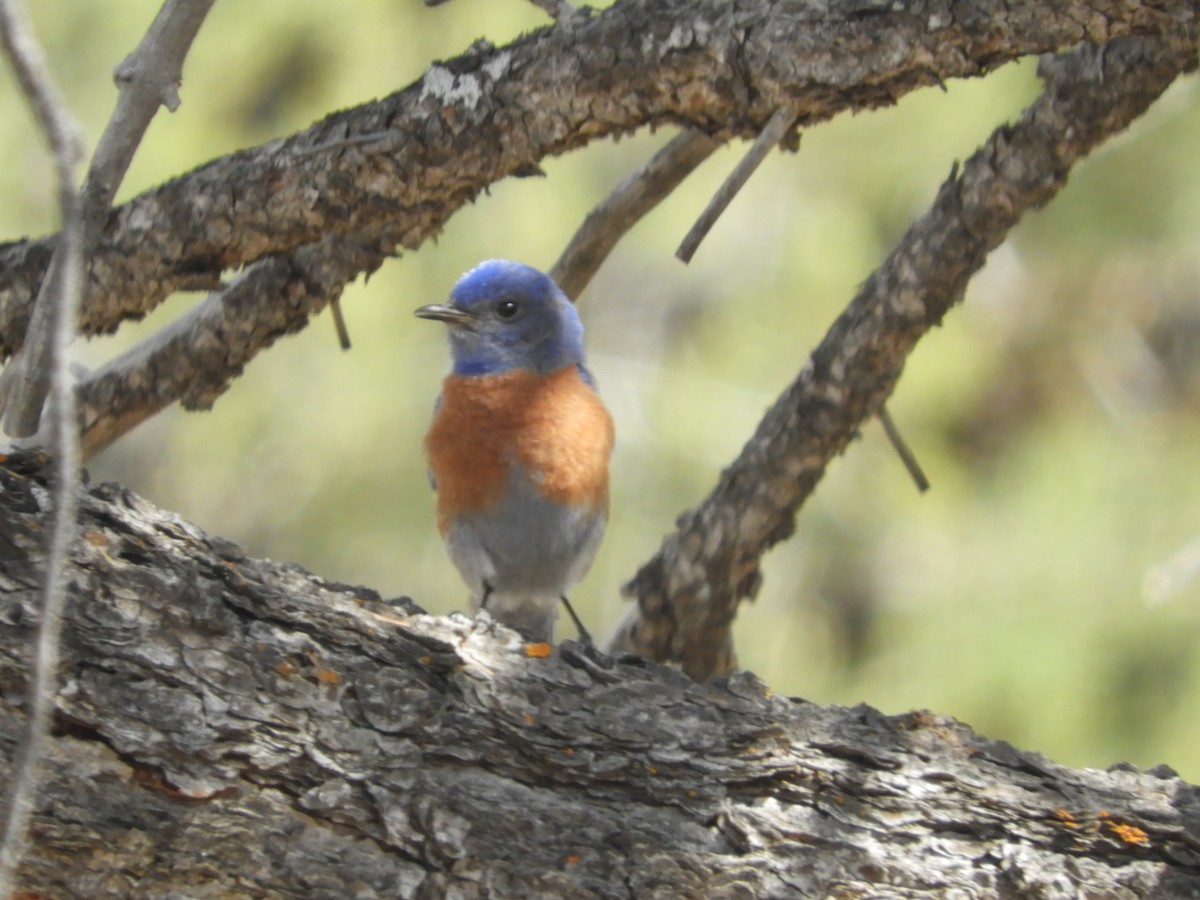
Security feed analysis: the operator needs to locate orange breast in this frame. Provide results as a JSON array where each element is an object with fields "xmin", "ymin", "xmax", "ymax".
[{"xmin": 424, "ymin": 366, "xmax": 615, "ymax": 535}]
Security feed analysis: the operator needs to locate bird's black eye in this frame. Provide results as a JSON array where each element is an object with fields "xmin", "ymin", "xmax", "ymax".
[{"xmin": 496, "ymin": 299, "xmax": 519, "ymax": 319}]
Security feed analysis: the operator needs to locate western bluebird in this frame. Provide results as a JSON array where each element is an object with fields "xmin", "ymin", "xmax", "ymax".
[{"xmin": 415, "ymin": 260, "xmax": 614, "ymax": 643}]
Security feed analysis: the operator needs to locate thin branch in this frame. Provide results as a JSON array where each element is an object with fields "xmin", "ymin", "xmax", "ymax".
[
  {"xmin": 0, "ymin": 0, "xmax": 85, "ymax": 891},
  {"xmin": 878, "ymin": 406, "xmax": 930, "ymax": 493},
  {"xmin": 1, "ymin": 0, "xmax": 215, "ymax": 437},
  {"xmin": 0, "ymin": 6, "xmax": 81, "ymax": 164},
  {"xmin": 610, "ymin": 32, "xmax": 1198, "ymax": 680},
  {"xmin": 551, "ymin": 129, "xmax": 720, "ymax": 299},
  {"xmin": 676, "ymin": 107, "xmax": 796, "ymax": 263}
]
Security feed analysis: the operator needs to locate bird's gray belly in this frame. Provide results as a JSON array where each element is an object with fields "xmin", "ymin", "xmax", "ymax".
[{"xmin": 445, "ymin": 467, "xmax": 605, "ymax": 596}]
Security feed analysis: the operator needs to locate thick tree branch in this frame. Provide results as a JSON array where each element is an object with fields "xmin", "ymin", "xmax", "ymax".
[
  {"xmin": 0, "ymin": 0, "xmax": 1186, "ymax": 361},
  {"xmin": 1, "ymin": 453, "xmax": 1199, "ymax": 896},
  {"xmin": 611, "ymin": 32, "xmax": 1199, "ymax": 681}
]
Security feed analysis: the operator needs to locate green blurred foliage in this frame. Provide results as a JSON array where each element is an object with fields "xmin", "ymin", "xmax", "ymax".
[{"xmin": 5, "ymin": 2, "xmax": 1200, "ymax": 780}]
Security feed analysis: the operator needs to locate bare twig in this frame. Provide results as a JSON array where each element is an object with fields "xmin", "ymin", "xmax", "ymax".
[
  {"xmin": 878, "ymin": 406, "xmax": 930, "ymax": 493},
  {"xmin": 551, "ymin": 129, "xmax": 720, "ymax": 299},
  {"xmin": 676, "ymin": 107, "xmax": 797, "ymax": 264},
  {"xmin": 331, "ymin": 298, "xmax": 352, "ymax": 350},
  {"xmin": 612, "ymin": 34, "xmax": 1197, "ymax": 680},
  {"xmin": 0, "ymin": 5, "xmax": 80, "ymax": 158},
  {"xmin": 0, "ymin": 0, "xmax": 85, "ymax": 891},
  {"xmin": 1, "ymin": 0, "xmax": 216, "ymax": 437}
]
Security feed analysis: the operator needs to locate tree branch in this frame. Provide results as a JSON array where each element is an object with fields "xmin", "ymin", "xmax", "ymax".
[
  {"xmin": 611, "ymin": 31, "xmax": 1199, "ymax": 681},
  {"xmin": 1, "ymin": 452, "xmax": 1199, "ymax": 896},
  {"xmin": 0, "ymin": 0, "xmax": 1183, "ymax": 361}
]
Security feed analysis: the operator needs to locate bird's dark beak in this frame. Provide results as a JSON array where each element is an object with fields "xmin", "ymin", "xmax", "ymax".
[{"xmin": 414, "ymin": 303, "xmax": 476, "ymax": 327}]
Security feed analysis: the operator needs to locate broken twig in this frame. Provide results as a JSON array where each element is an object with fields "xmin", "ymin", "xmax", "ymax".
[
  {"xmin": 676, "ymin": 107, "xmax": 796, "ymax": 264},
  {"xmin": 878, "ymin": 406, "xmax": 930, "ymax": 493}
]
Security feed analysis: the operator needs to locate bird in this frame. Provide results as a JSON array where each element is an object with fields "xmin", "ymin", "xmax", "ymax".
[{"xmin": 415, "ymin": 259, "xmax": 614, "ymax": 644}]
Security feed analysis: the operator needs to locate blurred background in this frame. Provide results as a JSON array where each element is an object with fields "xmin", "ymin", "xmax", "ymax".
[{"xmin": 5, "ymin": 1, "xmax": 1200, "ymax": 780}]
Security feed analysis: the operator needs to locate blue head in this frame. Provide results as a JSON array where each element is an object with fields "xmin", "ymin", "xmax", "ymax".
[{"xmin": 415, "ymin": 260, "xmax": 586, "ymax": 376}]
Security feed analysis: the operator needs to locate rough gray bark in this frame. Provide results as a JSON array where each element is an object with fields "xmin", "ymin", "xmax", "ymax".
[{"xmin": 1, "ymin": 452, "xmax": 1199, "ymax": 898}]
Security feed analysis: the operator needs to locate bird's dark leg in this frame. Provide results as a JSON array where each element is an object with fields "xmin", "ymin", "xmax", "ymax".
[
  {"xmin": 560, "ymin": 595, "xmax": 594, "ymax": 646},
  {"xmin": 479, "ymin": 581, "xmax": 493, "ymax": 610}
]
